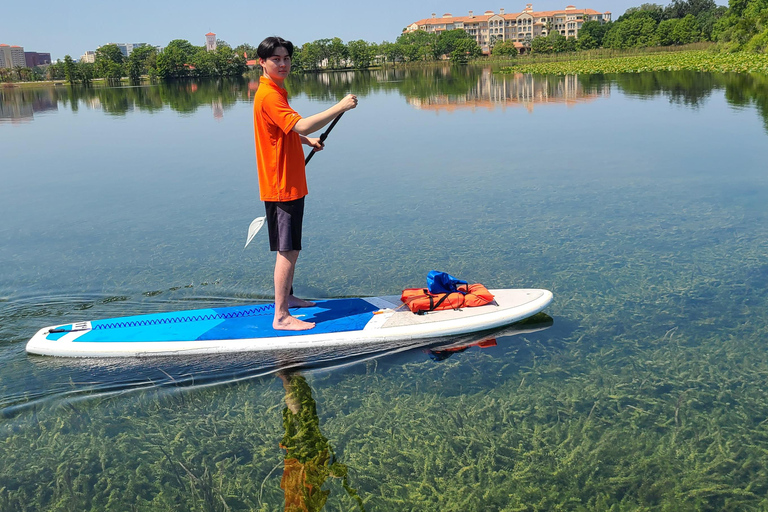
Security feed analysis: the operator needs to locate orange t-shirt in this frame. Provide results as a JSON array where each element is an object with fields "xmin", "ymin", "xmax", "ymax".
[{"xmin": 253, "ymin": 77, "xmax": 308, "ymax": 202}]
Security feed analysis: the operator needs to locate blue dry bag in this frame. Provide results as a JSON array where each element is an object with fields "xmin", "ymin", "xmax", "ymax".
[{"xmin": 426, "ymin": 271, "xmax": 468, "ymax": 294}]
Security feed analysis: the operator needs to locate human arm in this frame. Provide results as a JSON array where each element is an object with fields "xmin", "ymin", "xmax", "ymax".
[
  {"xmin": 292, "ymin": 94, "xmax": 358, "ymax": 136},
  {"xmin": 300, "ymin": 135, "xmax": 324, "ymax": 153}
]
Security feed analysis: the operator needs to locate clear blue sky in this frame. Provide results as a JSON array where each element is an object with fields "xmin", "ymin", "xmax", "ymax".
[{"xmin": 2, "ymin": 0, "xmax": 728, "ymax": 61}]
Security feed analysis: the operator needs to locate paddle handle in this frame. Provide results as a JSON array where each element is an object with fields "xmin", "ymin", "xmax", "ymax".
[{"xmin": 305, "ymin": 112, "xmax": 344, "ymax": 165}]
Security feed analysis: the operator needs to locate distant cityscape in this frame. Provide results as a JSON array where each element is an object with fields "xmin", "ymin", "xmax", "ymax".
[
  {"xmin": 0, "ymin": 33, "xmax": 218, "ymax": 69},
  {"xmin": 0, "ymin": 44, "xmax": 51, "ymax": 68}
]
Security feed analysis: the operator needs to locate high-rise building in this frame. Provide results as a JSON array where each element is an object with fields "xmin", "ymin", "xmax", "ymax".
[
  {"xmin": 24, "ymin": 52, "xmax": 52, "ymax": 67},
  {"xmin": 205, "ymin": 32, "xmax": 217, "ymax": 52},
  {"xmin": 0, "ymin": 44, "xmax": 26, "ymax": 68},
  {"xmin": 101, "ymin": 43, "xmax": 148, "ymax": 58},
  {"xmin": 80, "ymin": 51, "xmax": 96, "ymax": 63}
]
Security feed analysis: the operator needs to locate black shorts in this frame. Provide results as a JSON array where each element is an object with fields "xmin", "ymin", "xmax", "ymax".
[{"xmin": 264, "ymin": 197, "xmax": 305, "ymax": 252}]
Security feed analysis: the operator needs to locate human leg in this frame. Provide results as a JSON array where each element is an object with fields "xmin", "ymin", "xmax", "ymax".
[
  {"xmin": 274, "ymin": 250, "xmax": 315, "ymax": 331},
  {"xmin": 266, "ymin": 198, "xmax": 315, "ymax": 329}
]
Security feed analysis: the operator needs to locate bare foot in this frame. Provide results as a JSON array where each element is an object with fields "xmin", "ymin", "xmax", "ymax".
[
  {"xmin": 288, "ymin": 295, "xmax": 316, "ymax": 308},
  {"xmin": 273, "ymin": 314, "xmax": 315, "ymax": 331}
]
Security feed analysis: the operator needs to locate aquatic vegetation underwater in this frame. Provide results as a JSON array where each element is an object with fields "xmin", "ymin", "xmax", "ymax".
[{"xmin": 3, "ymin": 194, "xmax": 768, "ymax": 511}]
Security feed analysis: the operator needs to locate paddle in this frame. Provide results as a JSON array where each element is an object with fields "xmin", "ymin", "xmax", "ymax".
[{"xmin": 244, "ymin": 112, "xmax": 345, "ymax": 249}]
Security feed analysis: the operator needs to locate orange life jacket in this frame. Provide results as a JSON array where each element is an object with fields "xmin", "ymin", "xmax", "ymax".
[{"xmin": 400, "ymin": 283, "xmax": 495, "ymax": 314}]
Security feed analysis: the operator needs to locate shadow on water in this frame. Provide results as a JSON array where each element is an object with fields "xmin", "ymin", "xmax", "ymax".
[
  {"xmin": 3, "ymin": 68, "xmax": 768, "ymax": 132},
  {"xmin": 2, "ymin": 314, "xmax": 555, "ymax": 421}
]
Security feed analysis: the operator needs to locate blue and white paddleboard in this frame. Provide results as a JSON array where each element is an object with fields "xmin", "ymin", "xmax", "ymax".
[{"xmin": 26, "ymin": 289, "xmax": 553, "ymax": 358}]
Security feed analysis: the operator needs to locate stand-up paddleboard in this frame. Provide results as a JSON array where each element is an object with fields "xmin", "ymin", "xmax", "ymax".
[{"xmin": 26, "ymin": 289, "xmax": 553, "ymax": 358}]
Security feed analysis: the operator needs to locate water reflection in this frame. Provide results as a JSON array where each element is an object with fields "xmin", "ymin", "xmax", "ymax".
[
  {"xmin": 279, "ymin": 373, "xmax": 364, "ymax": 511},
  {"xmin": 2, "ymin": 68, "xmax": 767, "ymax": 132},
  {"xmin": 407, "ymin": 70, "xmax": 609, "ymax": 112},
  {"xmin": 0, "ymin": 87, "xmax": 57, "ymax": 123}
]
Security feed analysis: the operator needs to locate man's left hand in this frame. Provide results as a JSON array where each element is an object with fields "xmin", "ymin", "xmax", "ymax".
[{"xmin": 307, "ymin": 137, "xmax": 324, "ymax": 152}]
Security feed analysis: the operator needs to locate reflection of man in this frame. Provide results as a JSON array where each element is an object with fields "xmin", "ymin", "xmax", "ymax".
[{"xmin": 279, "ymin": 374, "xmax": 364, "ymax": 512}]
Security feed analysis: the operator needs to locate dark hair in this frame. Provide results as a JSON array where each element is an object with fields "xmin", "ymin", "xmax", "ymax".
[{"xmin": 257, "ymin": 36, "xmax": 294, "ymax": 59}]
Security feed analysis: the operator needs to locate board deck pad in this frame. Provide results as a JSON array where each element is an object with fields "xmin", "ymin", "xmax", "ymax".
[
  {"xmin": 47, "ymin": 299, "xmax": 379, "ymax": 343},
  {"xmin": 27, "ymin": 289, "xmax": 553, "ymax": 358}
]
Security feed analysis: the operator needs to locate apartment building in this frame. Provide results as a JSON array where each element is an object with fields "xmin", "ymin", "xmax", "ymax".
[
  {"xmin": 405, "ymin": 4, "xmax": 611, "ymax": 54},
  {"xmin": 0, "ymin": 44, "xmax": 27, "ymax": 68}
]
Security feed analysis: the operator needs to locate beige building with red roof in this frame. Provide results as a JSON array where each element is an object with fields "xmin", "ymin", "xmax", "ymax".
[
  {"xmin": 205, "ymin": 32, "xmax": 217, "ymax": 52},
  {"xmin": 0, "ymin": 44, "xmax": 27, "ymax": 69},
  {"xmin": 405, "ymin": 4, "xmax": 611, "ymax": 54}
]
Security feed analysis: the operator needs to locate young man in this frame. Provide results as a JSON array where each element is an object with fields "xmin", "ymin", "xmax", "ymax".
[{"xmin": 254, "ymin": 36, "xmax": 358, "ymax": 331}]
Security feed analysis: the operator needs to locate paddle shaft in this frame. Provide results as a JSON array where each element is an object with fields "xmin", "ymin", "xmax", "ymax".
[{"xmin": 305, "ymin": 112, "xmax": 344, "ymax": 165}]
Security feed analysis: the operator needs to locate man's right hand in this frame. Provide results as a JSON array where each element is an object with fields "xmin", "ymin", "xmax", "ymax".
[{"xmin": 339, "ymin": 94, "xmax": 358, "ymax": 112}]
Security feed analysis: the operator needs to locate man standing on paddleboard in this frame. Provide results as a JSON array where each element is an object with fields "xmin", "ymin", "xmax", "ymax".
[{"xmin": 254, "ymin": 36, "xmax": 358, "ymax": 331}]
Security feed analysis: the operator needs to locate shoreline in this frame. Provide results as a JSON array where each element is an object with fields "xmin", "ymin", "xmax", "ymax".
[{"xmin": 499, "ymin": 50, "xmax": 768, "ymax": 75}]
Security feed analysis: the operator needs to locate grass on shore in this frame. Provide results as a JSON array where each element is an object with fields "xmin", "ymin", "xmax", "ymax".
[{"xmin": 500, "ymin": 48, "xmax": 768, "ymax": 75}]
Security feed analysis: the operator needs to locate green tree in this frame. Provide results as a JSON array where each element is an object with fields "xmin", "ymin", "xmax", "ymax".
[
  {"xmin": 233, "ymin": 43, "xmax": 258, "ymax": 60},
  {"xmin": 697, "ymin": 5, "xmax": 728, "ymax": 40},
  {"xmin": 294, "ymin": 41, "xmax": 323, "ymax": 70},
  {"xmin": 549, "ymin": 31, "xmax": 570, "ymax": 52},
  {"xmin": 620, "ymin": 3, "xmax": 665, "ymax": 22},
  {"xmin": 449, "ymin": 38, "xmax": 481, "ymax": 63},
  {"xmin": 328, "ymin": 37, "xmax": 347, "ymax": 68},
  {"xmin": 347, "ymin": 39, "xmax": 374, "ymax": 69},
  {"xmin": 165, "ymin": 39, "xmax": 199, "ymax": 61},
  {"xmin": 63, "ymin": 55, "xmax": 78, "ymax": 83},
  {"xmin": 213, "ymin": 45, "xmax": 246, "ymax": 75},
  {"xmin": 671, "ymin": 14, "xmax": 702, "ymax": 43},
  {"xmin": 436, "ymin": 29, "xmax": 476, "ymax": 57},
  {"xmin": 156, "ymin": 46, "xmax": 188, "ymax": 78},
  {"xmin": 744, "ymin": 26, "xmax": 768, "ymax": 51},
  {"xmin": 656, "ymin": 18, "xmax": 680, "ymax": 45},
  {"xmin": 492, "ymin": 40, "xmax": 519, "ymax": 57},
  {"xmin": 715, "ymin": 0, "xmax": 768, "ymax": 50},
  {"xmin": 46, "ymin": 61, "xmax": 65, "ymax": 80},
  {"xmin": 126, "ymin": 45, "xmax": 157, "ymax": 82},
  {"xmin": 603, "ymin": 11, "xmax": 660, "ymax": 48},
  {"xmin": 579, "ymin": 20, "xmax": 611, "ymax": 48},
  {"xmin": 78, "ymin": 62, "xmax": 95, "ymax": 84},
  {"xmin": 531, "ymin": 35, "xmax": 554, "ymax": 53},
  {"xmin": 190, "ymin": 48, "xmax": 215, "ymax": 76},
  {"xmin": 664, "ymin": 0, "xmax": 717, "ymax": 19},
  {"xmin": 396, "ymin": 30, "xmax": 439, "ymax": 61},
  {"xmin": 95, "ymin": 44, "xmax": 124, "ymax": 80},
  {"xmin": 379, "ymin": 41, "xmax": 404, "ymax": 63}
]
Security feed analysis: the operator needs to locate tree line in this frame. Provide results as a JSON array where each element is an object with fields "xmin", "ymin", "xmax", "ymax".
[
  {"xmin": 2, "ymin": 0, "xmax": 766, "ymax": 85},
  {"xmin": 44, "ymin": 40, "xmax": 250, "ymax": 84},
  {"xmin": 509, "ymin": 0, "xmax": 768, "ymax": 55},
  {"xmin": 290, "ymin": 31, "xmax": 482, "ymax": 68}
]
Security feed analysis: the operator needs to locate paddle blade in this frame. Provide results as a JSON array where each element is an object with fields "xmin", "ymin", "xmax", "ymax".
[{"xmin": 245, "ymin": 217, "xmax": 265, "ymax": 248}]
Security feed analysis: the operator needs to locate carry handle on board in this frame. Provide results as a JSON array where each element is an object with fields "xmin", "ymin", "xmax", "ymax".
[{"xmin": 245, "ymin": 112, "xmax": 344, "ymax": 248}]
